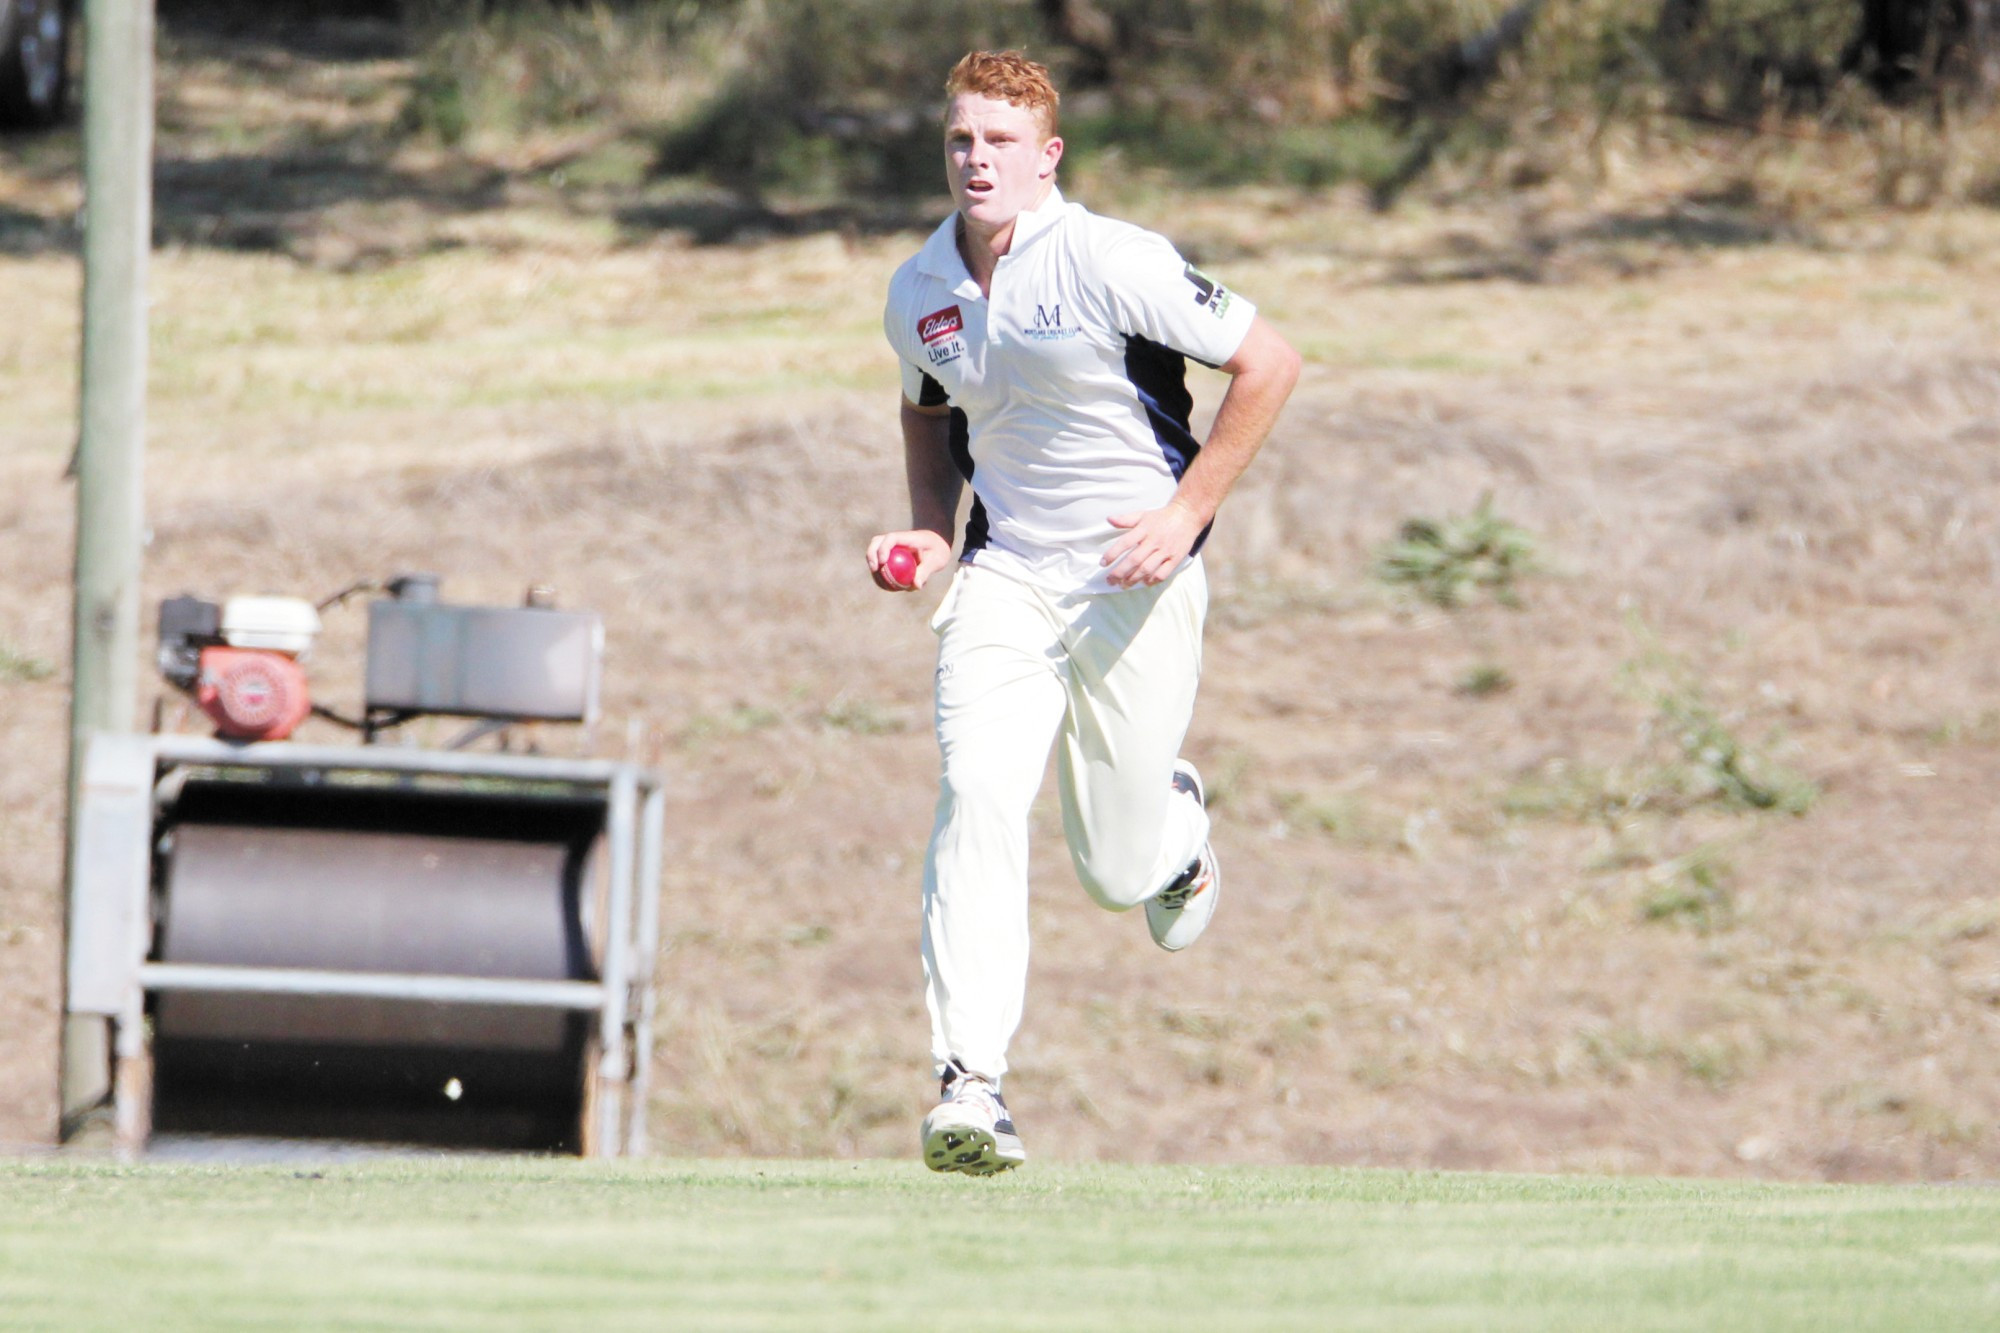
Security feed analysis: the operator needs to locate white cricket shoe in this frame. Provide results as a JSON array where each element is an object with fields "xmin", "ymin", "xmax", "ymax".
[
  {"xmin": 921, "ymin": 1060, "xmax": 1025, "ymax": 1176},
  {"xmin": 1146, "ymin": 760, "xmax": 1220, "ymax": 952}
]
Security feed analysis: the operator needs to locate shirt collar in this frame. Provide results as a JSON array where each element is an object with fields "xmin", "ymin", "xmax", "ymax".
[
  {"xmin": 917, "ymin": 186, "xmax": 1072, "ymax": 291},
  {"xmin": 1007, "ymin": 186, "xmax": 1070, "ymax": 250}
]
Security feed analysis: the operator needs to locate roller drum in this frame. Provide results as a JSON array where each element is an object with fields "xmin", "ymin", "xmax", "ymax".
[
  {"xmin": 148, "ymin": 796, "xmax": 607, "ymax": 1151},
  {"xmin": 155, "ymin": 825, "xmax": 593, "ymax": 1051}
]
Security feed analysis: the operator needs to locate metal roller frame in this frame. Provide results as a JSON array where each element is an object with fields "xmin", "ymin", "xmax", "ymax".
[{"xmin": 66, "ymin": 732, "xmax": 666, "ymax": 1157}]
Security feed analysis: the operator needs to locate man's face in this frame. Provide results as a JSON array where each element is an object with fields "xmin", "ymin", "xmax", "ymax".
[{"xmin": 945, "ymin": 92, "xmax": 1063, "ymax": 234}]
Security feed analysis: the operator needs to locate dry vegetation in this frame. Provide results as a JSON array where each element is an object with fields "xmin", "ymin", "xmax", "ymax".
[{"xmin": 4, "ymin": 16, "xmax": 2000, "ymax": 1180}]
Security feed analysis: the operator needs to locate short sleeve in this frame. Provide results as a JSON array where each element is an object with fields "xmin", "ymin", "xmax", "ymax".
[
  {"xmin": 900, "ymin": 362, "xmax": 950, "ymax": 407},
  {"xmin": 885, "ymin": 273, "xmax": 948, "ymax": 407},
  {"xmin": 1096, "ymin": 227, "xmax": 1257, "ymax": 369}
]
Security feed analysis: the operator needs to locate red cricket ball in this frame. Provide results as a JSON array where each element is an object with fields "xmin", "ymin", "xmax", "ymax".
[{"xmin": 885, "ymin": 545, "xmax": 919, "ymax": 589}]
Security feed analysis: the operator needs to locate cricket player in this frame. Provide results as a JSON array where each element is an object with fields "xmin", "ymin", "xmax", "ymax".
[{"xmin": 867, "ymin": 50, "xmax": 1299, "ymax": 1175}]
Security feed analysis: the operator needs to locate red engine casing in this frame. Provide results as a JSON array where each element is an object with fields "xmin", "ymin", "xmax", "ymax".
[{"xmin": 195, "ymin": 646, "xmax": 312, "ymax": 741}]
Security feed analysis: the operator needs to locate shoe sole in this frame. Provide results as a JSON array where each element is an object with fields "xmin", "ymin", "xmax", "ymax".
[
  {"xmin": 1147, "ymin": 849, "xmax": 1218, "ymax": 952},
  {"xmin": 922, "ymin": 1113, "xmax": 1026, "ymax": 1176},
  {"xmin": 1172, "ymin": 759, "xmax": 1205, "ymax": 807},
  {"xmin": 1150, "ymin": 760, "xmax": 1217, "ymax": 951}
]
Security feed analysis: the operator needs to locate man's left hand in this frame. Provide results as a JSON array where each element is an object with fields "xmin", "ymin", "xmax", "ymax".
[{"xmin": 1103, "ymin": 499, "xmax": 1206, "ymax": 588}]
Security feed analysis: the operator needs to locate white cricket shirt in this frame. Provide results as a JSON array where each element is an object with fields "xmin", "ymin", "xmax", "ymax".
[{"xmin": 884, "ymin": 189, "xmax": 1256, "ymax": 595}]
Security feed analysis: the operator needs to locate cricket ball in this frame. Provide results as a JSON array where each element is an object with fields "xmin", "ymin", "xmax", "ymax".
[{"xmin": 885, "ymin": 545, "xmax": 919, "ymax": 590}]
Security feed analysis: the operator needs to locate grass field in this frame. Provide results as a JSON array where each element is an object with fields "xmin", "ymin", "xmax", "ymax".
[{"xmin": 2, "ymin": 1157, "xmax": 1997, "ymax": 1331}]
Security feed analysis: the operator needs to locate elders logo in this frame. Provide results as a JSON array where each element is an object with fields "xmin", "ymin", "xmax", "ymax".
[{"xmin": 918, "ymin": 306, "xmax": 964, "ymax": 344}]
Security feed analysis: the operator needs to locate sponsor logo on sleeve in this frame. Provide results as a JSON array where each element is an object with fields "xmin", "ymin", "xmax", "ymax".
[
  {"xmin": 1184, "ymin": 263, "xmax": 1233, "ymax": 318},
  {"xmin": 918, "ymin": 304, "xmax": 967, "ymax": 368},
  {"xmin": 919, "ymin": 306, "xmax": 964, "ymax": 344}
]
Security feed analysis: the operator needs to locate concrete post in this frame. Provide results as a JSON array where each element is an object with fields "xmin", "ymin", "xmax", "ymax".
[{"xmin": 61, "ymin": 0, "xmax": 155, "ymax": 1135}]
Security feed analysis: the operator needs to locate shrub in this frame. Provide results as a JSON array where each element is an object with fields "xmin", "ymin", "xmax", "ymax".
[
  {"xmin": 1374, "ymin": 495, "xmax": 1539, "ymax": 609},
  {"xmin": 1621, "ymin": 620, "xmax": 1817, "ymax": 817}
]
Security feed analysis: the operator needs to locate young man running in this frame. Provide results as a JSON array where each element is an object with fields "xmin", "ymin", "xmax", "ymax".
[{"xmin": 868, "ymin": 51, "xmax": 1299, "ymax": 1175}]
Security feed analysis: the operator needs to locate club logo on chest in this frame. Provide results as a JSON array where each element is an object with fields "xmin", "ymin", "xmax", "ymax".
[{"xmin": 1023, "ymin": 299, "xmax": 1080, "ymax": 342}]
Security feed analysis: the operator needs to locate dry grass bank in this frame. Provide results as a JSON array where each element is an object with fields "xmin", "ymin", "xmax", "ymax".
[{"xmin": 4, "ymin": 21, "xmax": 2000, "ymax": 1178}]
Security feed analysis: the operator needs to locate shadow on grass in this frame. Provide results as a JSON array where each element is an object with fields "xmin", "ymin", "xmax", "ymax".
[
  {"xmin": 152, "ymin": 140, "xmax": 508, "ymax": 255},
  {"xmin": 612, "ymin": 197, "xmax": 944, "ymax": 247},
  {"xmin": 0, "ymin": 200, "xmax": 70, "ymax": 256},
  {"xmin": 1575, "ymin": 205, "xmax": 1802, "ymax": 249},
  {"xmin": 5, "ymin": 6, "xmax": 940, "ymax": 266},
  {"xmin": 5, "ymin": 138, "xmax": 935, "ymax": 265},
  {"xmin": 1385, "ymin": 203, "xmax": 1814, "ymax": 285},
  {"xmin": 0, "ymin": 14, "xmax": 498, "ymax": 265},
  {"xmin": 156, "ymin": 0, "xmax": 405, "ymax": 61}
]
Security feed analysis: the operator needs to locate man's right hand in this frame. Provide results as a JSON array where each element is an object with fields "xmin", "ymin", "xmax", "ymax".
[{"xmin": 866, "ymin": 530, "xmax": 954, "ymax": 592}]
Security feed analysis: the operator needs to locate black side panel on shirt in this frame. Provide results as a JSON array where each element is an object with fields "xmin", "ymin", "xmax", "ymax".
[
  {"xmin": 918, "ymin": 371, "xmax": 950, "ymax": 409},
  {"xmin": 947, "ymin": 407, "xmax": 973, "ymax": 482},
  {"xmin": 1122, "ymin": 334, "xmax": 1214, "ymax": 555},
  {"xmin": 948, "ymin": 407, "xmax": 990, "ymax": 556}
]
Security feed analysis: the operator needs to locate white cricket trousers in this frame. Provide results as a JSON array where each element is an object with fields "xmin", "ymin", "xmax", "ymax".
[{"xmin": 921, "ymin": 559, "xmax": 1210, "ymax": 1083}]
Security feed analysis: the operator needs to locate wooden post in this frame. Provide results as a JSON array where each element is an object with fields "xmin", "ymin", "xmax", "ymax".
[{"xmin": 61, "ymin": 0, "xmax": 156, "ymax": 1136}]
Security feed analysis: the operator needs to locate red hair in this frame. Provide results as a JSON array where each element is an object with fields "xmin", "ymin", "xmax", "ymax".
[{"xmin": 944, "ymin": 51, "xmax": 1060, "ymax": 139}]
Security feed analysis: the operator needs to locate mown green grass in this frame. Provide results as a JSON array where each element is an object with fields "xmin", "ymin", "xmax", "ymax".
[{"xmin": 1, "ymin": 1157, "xmax": 1995, "ymax": 1331}]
